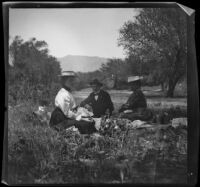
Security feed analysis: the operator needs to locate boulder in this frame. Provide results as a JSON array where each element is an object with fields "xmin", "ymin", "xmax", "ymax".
[{"xmin": 171, "ymin": 118, "xmax": 187, "ymax": 128}]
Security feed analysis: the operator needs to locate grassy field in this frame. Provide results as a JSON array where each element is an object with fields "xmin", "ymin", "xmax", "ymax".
[
  {"xmin": 7, "ymin": 87, "xmax": 187, "ymax": 184},
  {"xmin": 74, "ymin": 87, "xmax": 187, "ymax": 113}
]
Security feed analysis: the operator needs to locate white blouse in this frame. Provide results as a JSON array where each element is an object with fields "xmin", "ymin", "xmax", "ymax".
[{"xmin": 55, "ymin": 88, "xmax": 76, "ymax": 118}]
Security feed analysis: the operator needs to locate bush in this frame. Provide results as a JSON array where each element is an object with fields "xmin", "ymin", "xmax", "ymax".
[
  {"xmin": 8, "ymin": 36, "xmax": 61, "ymax": 106},
  {"xmin": 8, "ymin": 102, "xmax": 64, "ymax": 184}
]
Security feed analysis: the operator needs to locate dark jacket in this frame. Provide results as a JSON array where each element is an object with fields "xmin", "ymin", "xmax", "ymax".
[
  {"xmin": 80, "ymin": 89, "xmax": 114, "ymax": 117},
  {"xmin": 119, "ymin": 89, "xmax": 147, "ymax": 113}
]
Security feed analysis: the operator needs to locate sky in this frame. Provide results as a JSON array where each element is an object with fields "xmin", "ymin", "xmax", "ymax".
[{"xmin": 9, "ymin": 8, "xmax": 139, "ymax": 59}]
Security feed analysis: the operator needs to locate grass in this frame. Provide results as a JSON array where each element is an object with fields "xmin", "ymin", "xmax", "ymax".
[
  {"xmin": 74, "ymin": 87, "xmax": 187, "ymax": 115},
  {"xmin": 7, "ymin": 88, "xmax": 187, "ymax": 184}
]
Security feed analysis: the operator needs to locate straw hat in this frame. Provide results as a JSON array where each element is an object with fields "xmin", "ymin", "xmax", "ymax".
[
  {"xmin": 127, "ymin": 76, "xmax": 143, "ymax": 83},
  {"xmin": 58, "ymin": 71, "xmax": 76, "ymax": 77}
]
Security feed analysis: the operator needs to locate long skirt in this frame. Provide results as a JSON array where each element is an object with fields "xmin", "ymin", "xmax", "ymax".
[
  {"xmin": 49, "ymin": 107, "xmax": 97, "ymax": 134},
  {"xmin": 120, "ymin": 109, "xmax": 153, "ymax": 121}
]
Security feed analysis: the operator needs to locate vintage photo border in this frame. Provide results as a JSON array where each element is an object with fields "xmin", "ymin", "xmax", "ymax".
[{"xmin": 2, "ymin": 2, "xmax": 199, "ymax": 186}]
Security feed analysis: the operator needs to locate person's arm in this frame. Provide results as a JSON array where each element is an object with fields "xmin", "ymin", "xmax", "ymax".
[
  {"xmin": 127, "ymin": 91, "xmax": 141, "ymax": 109},
  {"xmin": 105, "ymin": 92, "xmax": 114, "ymax": 116},
  {"xmin": 79, "ymin": 93, "xmax": 93, "ymax": 107},
  {"xmin": 119, "ymin": 103, "xmax": 129, "ymax": 113},
  {"xmin": 118, "ymin": 92, "xmax": 138, "ymax": 113},
  {"xmin": 63, "ymin": 98, "xmax": 77, "ymax": 119}
]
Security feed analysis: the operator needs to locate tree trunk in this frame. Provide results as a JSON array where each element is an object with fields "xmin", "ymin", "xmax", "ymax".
[
  {"xmin": 166, "ymin": 78, "xmax": 177, "ymax": 97},
  {"xmin": 113, "ymin": 75, "xmax": 118, "ymax": 89},
  {"xmin": 161, "ymin": 82, "xmax": 165, "ymax": 91}
]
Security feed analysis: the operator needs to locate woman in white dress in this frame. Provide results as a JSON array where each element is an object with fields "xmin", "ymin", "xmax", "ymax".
[{"xmin": 49, "ymin": 71, "xmax": 97, "ymax": 134}]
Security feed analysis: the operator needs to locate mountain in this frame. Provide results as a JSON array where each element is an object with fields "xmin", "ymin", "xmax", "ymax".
[{"xmin": 57, "ymin": 55, "xmax": 109, "ymax": 73}]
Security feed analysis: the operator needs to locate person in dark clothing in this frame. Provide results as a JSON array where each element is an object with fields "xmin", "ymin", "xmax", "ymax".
[
  {"xmin": 80, "ymin": 79, "xmax": 114, "ymax": 118},
  {"xmin": 49, "ymin": 71, "xmax": 97, "ymax": 134},
  {"xmin": 119, "ymin": 76, "xmax": 152, "ymax": 121}
]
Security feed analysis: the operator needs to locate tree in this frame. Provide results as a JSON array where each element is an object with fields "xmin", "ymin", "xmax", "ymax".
[
  {"xmin": 100, "ymin": 58, "xmax": 130, "ymax": 89},
  {"xmin": 9, "ymin": 36, "xmax": 61, "ymax": 104},
  {"xmin": 118, "ymin": 8, "xmax": 187, "ymax": 97}
]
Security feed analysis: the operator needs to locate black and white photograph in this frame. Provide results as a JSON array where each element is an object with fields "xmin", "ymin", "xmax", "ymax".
[{"xmin": 2, "ymin": 2, "xmax": 199, "ymax": 185}]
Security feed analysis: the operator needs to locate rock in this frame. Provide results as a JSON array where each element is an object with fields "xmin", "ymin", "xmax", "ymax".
[
  {"xmin": 33, "ymin": 106, "xmax": 51, "ymax": 126},
  {"xmin": 171, "ymin": 118, "xmax": 187, "ymax": 128},
  {"xmin": 91, "ymin": 132, "xmax": 103, "ymax": 140},
  {"xmin": 79, "ymin": 158, "xmax": 96, "ymax": 167}
]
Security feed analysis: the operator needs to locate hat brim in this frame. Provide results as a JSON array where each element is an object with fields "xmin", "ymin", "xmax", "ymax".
[
  {"xmin": 127, "ymin": 79, "xmax": 141, "ymax": 84},
  {"xmin": 58, "ymin": 75, "xmax": 76, "ymax": 77},
  {"xmin": 90, "ymin": 82, "xmax": 103, "ymax": 86}
]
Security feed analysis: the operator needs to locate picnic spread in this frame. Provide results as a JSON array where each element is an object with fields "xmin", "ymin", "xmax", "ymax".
[{"xmin": 30, "ymin": 72, "xmax": 187, "ymax": 183}]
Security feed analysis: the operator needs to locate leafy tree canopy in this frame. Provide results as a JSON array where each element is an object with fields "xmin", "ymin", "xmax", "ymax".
[
  {"xmin": 9, "ymin": 36, "xmax": 61, "ymax": 104},
  {"xmin": 118, "ymin": 8, "xmax": 187, "ymax": 97}
]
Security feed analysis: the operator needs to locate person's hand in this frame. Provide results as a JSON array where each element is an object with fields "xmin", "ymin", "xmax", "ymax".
[
  {"xmin": 72, "ymin": 105, "xmax": 79, "ymax": 112},
  {"xmin": 85, "ymin": 104, "xmax": 92, "ymax": 112},
  {"xmin": 105, "ymin": 109, "xmax": 110, "ymax": 117},
  {"xmin": 68, "ymin": 110, "xmax": 77, "ymax": 119}
]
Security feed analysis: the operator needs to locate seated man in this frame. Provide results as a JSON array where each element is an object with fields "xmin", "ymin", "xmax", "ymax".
[
  {"xmin": 80, "ymin": 79, "xmax": 114, "ymax": 118},
  {"xmin": 119, "ymin": 76, "xmax": 152, "ymax": 121},
  {"xmin": 49, "ymin": 71, "xmax": 97, "ymax": 134}
]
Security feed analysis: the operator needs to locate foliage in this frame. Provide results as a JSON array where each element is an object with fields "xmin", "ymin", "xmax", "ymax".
[
  {"xmin": 8, "ymin": 36, "xmax": 61, "ymax": 105},
  {"xmin": 72, "ymin": 70, "xmax": 110, "ymax": 90},
  {"xmin": 8, "ymin": 102, "xmax": 187, "ymax": 184},
  {"xmin": 74, "ymin": 8, "xmax": 187, "ymax": 93},
  {"xmin": 100, "ymin": 58, "xmax": 130, "ymax": 88},
  {"xmin": 118, "ymin": 8, "xmax": 187, "ymax": 97}
]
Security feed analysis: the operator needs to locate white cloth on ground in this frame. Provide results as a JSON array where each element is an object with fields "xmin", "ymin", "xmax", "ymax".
[
  {"xmin": 128, "ymin": 120, "xmax": 147, "ymax": 128},
  {"xmin": 171, "ymin": 118, "xmax": 187, "ymax": 128},
  {"xmin": 93, "ymin": 118, "xmax": 102, "ymax": 130},
  {"xmin": 75, "ymin": 107, "xmax": 94, "ymax": 121}
]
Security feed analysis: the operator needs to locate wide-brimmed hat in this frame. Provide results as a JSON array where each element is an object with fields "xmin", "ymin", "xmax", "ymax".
[
  {"xmin": 58, "ymin": 71, "xmax": 76, "ymax": 77},
  {"xmin": 127, "ymin": 76, "xmax": 143, "ymax": 84},
  {"xmin": 90, "ymin": 79, "xmax": 103, "ymax": 86}
]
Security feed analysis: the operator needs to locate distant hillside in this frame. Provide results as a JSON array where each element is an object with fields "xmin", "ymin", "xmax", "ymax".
[{"xmin": 57, "ymin": 55, "xmax": 109, "ymax": 73}]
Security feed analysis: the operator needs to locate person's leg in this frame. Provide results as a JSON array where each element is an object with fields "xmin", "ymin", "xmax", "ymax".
[
  {"xmin": 120, "ymin": 112, "xmax": 138, "ymax": 121},
  {"xmin": 120, "ymin": 110, "xmax": 153, "ymax": 121},
  {"xmin": 49, "ymin": 107, "xmax": 67, "ymax": 128},
  {"xmin": 139, "ymin": 109, "xmax": 153, "ymax": 121},
  {"xmin": 50, "ymin": 108, "xmax": 97, "ymax": 133},
  {"xmin": 54, "ymin": 119, "xmax": 97, "ymax": 134},
  {"xmin": 54, "ymin": 119, "xmax": 76, "ymax": 131},
  {"xmin": 74, "ymin": 120, "xmax": 97, "ymax": 134}
]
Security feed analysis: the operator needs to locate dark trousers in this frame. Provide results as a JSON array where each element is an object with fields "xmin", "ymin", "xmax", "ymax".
[
  {"xmin": 49, "ymin": 107, "xmax": 97, "ymax": 134},
  {"xmin": 120, "ymin": 109, "xmax": 153, "ymax": 121}
]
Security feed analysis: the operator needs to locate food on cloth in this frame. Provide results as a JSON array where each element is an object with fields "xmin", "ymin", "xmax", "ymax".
[{"xmin": 75, "ymin": 107, "xmax": 94, "ymax": 121}]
